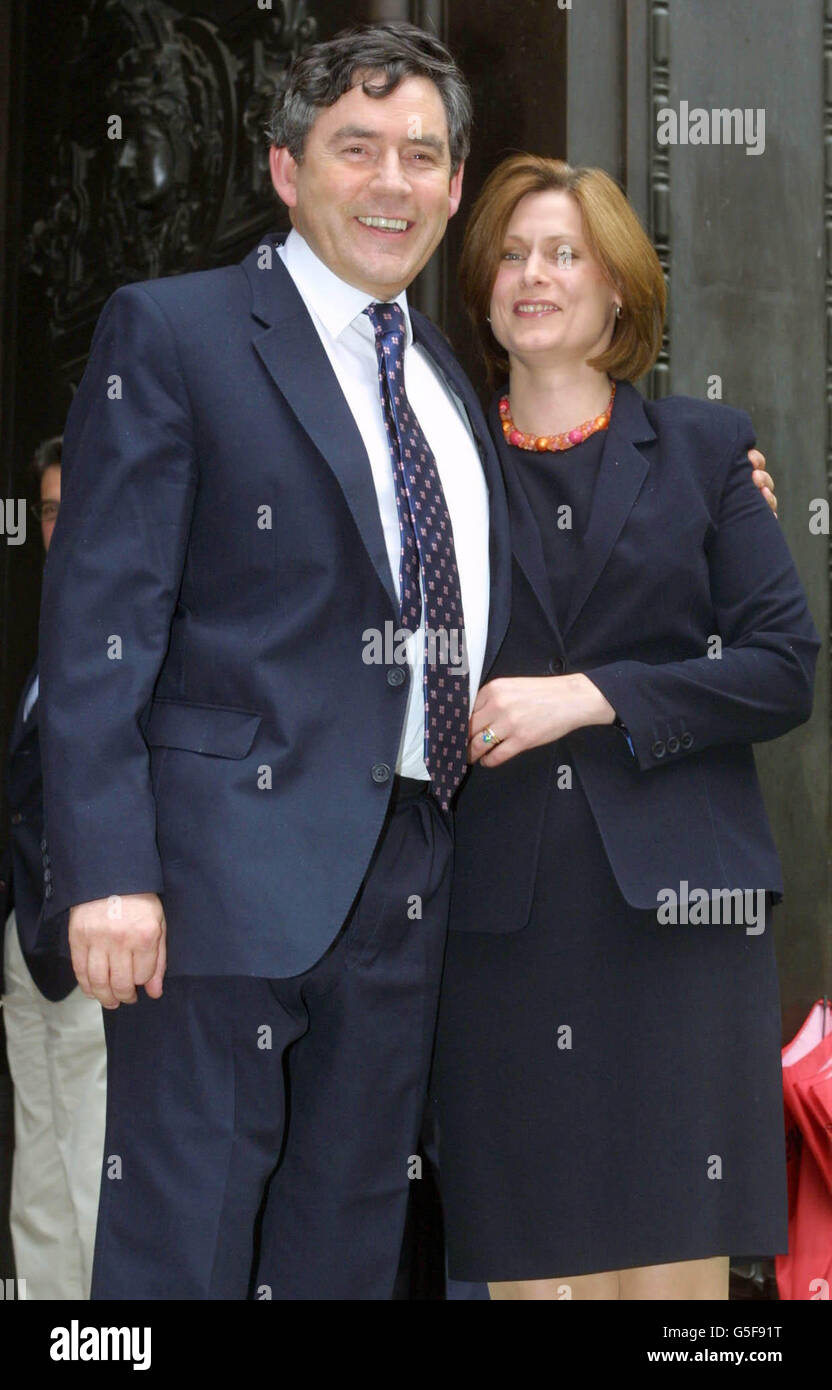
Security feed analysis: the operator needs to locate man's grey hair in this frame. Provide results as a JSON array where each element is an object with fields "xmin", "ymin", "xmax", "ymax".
[
  {"xmin": 32, "ymin": 434, "xmax": 62, "ymax": 483},
  {"xmin": 266, "ymin": 21, "xmax": 472, "ymax": 173}
]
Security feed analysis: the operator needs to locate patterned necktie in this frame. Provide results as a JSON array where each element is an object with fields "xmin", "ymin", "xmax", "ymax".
[{"xmin": 365, "ymin": 301, "xmax": 469, "ymax": 809}]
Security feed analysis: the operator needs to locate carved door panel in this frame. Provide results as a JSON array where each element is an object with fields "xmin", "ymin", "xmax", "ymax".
[{"xmin": 1, "ymin": 0, "xmax": 365, "ymax": 793}]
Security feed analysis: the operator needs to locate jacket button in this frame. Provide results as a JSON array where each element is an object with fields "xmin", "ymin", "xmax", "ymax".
[
  {"xmin": 40, "ymin": 838, "xmax": 47, "ymax": 852},
  {"xmin": 371, "ymin": 763, "xmax": 391, "ymax": 784},
  {"xmin": 681, "ymin": 732, "xmax": 694, "ymax": 750},
  {"xmin": 387, "ymin": 667, "xmax": 405, "ymax": 687},
  {"xmin": 10, "ymin": 812, "xmax": 23, "ymax": 825},
  {"xmin": 548, "ymin": 657, "xmax": 565, "ymax": 675},
  {"xmin": 667, "ymin": 735, "xmax": 680, "ymax": 754},
  {"xmin": 43, "ymin": 867, "xmax": 52, "ymax": 883},
  {"xmin": 651, "ymin": 740, "xmax": 666, "ymax": 759},
  {"xmin": 44, "ymin": 883, "xmax": 53, "ymax": 899}
]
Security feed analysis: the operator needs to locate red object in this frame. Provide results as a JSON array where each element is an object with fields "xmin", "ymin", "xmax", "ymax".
[
  {"xmin": 776, "ymin": 999, "xmax": 832, "ymax": 1300},
  {"xmin": 497, "ymin": 383, "xmax": 615, "ymax": 454}
]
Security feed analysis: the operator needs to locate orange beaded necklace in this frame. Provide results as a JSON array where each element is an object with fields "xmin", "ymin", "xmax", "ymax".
[{"xmin": 499, "ymin": 380, "xmax": 616, "ymax": 453}]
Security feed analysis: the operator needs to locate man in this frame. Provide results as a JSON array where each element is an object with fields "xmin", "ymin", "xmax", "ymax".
[
  {"xmin": 1, "ymin": 436, "xmax": 106, "ymax": 1299},
  {"xmin": 37, "ymin": 22, "xmax": 775, "ymax": 1300},
  {"xmin": 37, "ymin": 22, "xmax": 508, "ymax": 1301}
]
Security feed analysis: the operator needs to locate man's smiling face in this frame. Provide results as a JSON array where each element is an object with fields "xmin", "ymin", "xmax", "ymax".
[{"xmin": 270, "ymin": 73, "xmax": 464, "ymax": 300}]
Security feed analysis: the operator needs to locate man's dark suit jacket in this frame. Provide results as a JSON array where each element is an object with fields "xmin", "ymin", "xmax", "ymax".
[
  {"xmin": 1, "ymin": 663, "xmax": 76, "ymax": 1001},
  {"xmin": 36, "ymin": 231, "xmax": 512, "ymax": 978},
  {"xmin": 448, "ymin": 380, "xmax": 819, "ymax": 934}
]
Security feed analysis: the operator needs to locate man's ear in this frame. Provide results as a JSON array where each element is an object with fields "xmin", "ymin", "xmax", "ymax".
[
  {"xmin": 448, "ymin": 160, "xmax": 465, "ymax": 220},
  {"xmin": 269, "ymin": 146, "xmax": 299, "ymax": 208}
]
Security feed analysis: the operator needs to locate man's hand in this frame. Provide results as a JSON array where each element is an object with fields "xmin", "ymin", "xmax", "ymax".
[
  {"xmin": 69, "ymin": 892, "xmax": 167, "ymax": 1009},
  {"xmin": 750, "ymin": 448, "xmax": 777, "ymax": 515}
]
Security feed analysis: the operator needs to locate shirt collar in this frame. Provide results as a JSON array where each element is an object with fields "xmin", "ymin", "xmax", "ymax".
[{"xmin": 281, "ymin": 229, "xmax": 413, "ymax": 347}]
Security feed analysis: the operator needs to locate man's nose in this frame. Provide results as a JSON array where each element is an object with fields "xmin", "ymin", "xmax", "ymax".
[{"xmin": 369, "ymin": 151, "xmax": 411, "ymax": 196}]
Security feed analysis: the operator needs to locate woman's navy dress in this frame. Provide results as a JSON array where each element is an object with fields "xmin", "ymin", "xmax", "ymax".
[{"xmin": 431, "ymin": 421, "xmax": 787, "ymax": 1283}]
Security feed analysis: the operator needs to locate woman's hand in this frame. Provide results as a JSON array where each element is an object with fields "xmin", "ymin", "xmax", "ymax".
[
  {"xmin": 749, "ymin": 449, "xmax": 777, "ymax": 515},
  {"xmin": 468, "ymin": 674, "xmax": 617, "ymax": 767}
]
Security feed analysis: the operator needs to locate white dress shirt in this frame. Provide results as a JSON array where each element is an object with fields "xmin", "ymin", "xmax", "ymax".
[
  {"xmin": 276, "ymin": 230, "xmax": 490, "ymax": 780},
  {"xmin": 23, "ymin": 673, "xmax": 39, "ymax": 724}
]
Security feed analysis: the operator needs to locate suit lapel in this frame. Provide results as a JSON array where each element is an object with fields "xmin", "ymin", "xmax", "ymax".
[
  {"xmin": 488, "ymin": 393, "xmax": 563, "ymax": 647},
  {"xmin": 410, "ymin": 314, "xmax": 511, "ymax": 678},
  {"xmin": 562, "ymin": 381, "xmax": 654, "ymax": 637},
  {"xmin": 243, "ymin": 234, "xmax": 399, "ymax": 616},
  {"xmin": 490, "ymin": 380, "xmax": 655, "ymax": 646},
  {"xmin": 243, "ymin": 232, "xmax": 513, "ymax": 680}
]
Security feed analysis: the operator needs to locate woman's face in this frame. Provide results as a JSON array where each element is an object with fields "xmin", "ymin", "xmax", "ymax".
[{"xmin": 489, "ymin": 189, "xmax": 620, "ymax": 370}]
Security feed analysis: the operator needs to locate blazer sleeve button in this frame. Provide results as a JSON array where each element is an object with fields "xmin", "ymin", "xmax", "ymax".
[
  {"xmin": 651, "ymin": 740, "xmax": 666, "ymax": 759},
  {"xmin": 10, "ymin": 812, "xmax": 23, "ymax": 825},
  {"xmin": 681, "ymin": 732, "xmax": 694, "ymax": 749},
  {"xmin": 547, "ymin": 657, "xmax": 565, "ymax": 674},
  {"xmin": 371, "ymin": 763, "xmax": 391, "ymax": 784},
  {"xmin": 387, "ymin": 667, "xmax": 406, "ymax": 687},
  {"xmin": 667, "ymin": 735, "xmax": 680, "ymax": 754}
]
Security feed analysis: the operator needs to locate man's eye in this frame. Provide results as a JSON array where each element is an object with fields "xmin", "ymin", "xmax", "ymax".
[{"xmin": 344, "ymin": 146, "xmax": 367, "ymax": 155}]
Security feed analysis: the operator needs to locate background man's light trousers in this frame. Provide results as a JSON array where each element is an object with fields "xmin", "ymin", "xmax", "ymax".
[{"xmin": 2, "ymin": 910, "xmax": 106, "ymax": 1299}]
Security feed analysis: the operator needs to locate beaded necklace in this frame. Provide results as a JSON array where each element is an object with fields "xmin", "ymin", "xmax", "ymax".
[{"xmin": 499, "ymin": 380, "xmax": 616, "ymax": 452}]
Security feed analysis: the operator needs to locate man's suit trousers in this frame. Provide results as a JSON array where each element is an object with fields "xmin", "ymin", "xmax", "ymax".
[{"xmin": 90, "ymin": 778, "xmax": 452, "ymax": 1299}]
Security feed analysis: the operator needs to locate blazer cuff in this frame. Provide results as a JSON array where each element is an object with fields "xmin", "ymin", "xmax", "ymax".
[
  {"xmin": 585, "ymin": 661, "xmax": 696, "ymax": 773},
  {"xmin": 40, "ymin": 863, "xmax": 166, "ymax": 927}
]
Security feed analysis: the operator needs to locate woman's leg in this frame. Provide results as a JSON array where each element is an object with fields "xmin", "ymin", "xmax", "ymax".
[
  {"xmin": 488, "ymin": 1271, "xmax": 620, "ymax": 1300},
  {"xmin": 619, "ymin": 1256, "xmax": 730, "ymax": 1300},
  {"xmin": 487, "ymin": 1255, "xmax": 730, "ymax": 1300}
]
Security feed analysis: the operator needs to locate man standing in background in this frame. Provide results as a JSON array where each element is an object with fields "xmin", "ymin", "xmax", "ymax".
[{"xmin": 1, "ymin": 435, "xmax": 106, "ymax": 1299}]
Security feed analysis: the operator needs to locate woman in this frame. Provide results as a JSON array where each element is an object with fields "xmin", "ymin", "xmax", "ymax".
[{"xmin": 431, "ymin": 156, "xmax": 820, "ymax": 1300}]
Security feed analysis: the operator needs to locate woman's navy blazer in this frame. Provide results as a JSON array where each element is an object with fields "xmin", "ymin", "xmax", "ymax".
[{"xmin": 448, "ymin": 379, "xmax": 820, "ymax": 933}]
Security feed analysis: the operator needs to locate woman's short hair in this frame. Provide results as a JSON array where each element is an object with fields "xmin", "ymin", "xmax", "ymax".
[
  {"xmin": 266, "ymin": 21, "xmax": 472, "ymax": 174},
  {"xmin": 458, "ymin": 154, "xmax": 667, "ymax": 388}
]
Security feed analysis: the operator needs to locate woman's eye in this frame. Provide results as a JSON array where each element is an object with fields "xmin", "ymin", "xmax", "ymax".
[{"xmin": 502, "ymin": 251, "xmax": 523, "ymax": 261}]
